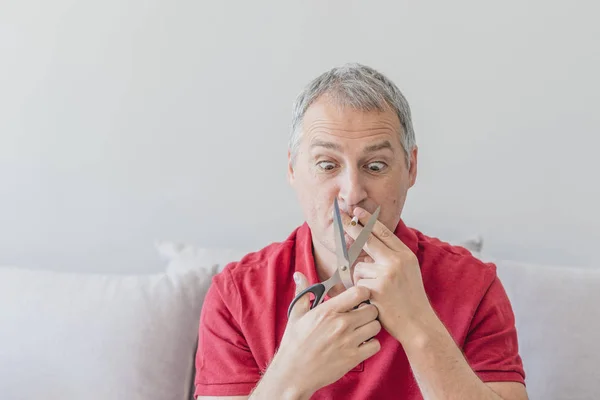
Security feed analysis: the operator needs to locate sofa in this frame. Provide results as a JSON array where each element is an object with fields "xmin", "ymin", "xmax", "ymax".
[{"xmin": 0, "ymin": 238, "xmax": 598, "ymax": 400}]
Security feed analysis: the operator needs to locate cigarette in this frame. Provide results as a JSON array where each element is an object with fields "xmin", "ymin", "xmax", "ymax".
[{"xmin": 350, "ymin": 216, "xmax": 358, "ymax": 226}]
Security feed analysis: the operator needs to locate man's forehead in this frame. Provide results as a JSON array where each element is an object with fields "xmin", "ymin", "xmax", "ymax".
[
  {"xmin": 303, "ymin": 96, "xmax": 401, "ymax": 128},
  {"xmin": 297, "ymin": 98, "xmax": 404, "ymax": 153},
  {"xmin": 307, "ymin": 136, "xmax": 397, "ymax": 153}
]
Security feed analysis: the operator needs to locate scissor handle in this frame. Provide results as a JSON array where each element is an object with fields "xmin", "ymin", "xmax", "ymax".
[{"xmin": 287, "ymin": 283, "xmax": 327, "ymax": 318}]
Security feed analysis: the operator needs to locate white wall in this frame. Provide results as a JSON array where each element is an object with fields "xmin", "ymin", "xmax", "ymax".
[{"xmin": 1, "ymin": 0, "xmax": 599, "ymax": 273}]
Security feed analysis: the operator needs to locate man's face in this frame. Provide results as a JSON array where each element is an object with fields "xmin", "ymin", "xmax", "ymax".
[{"xmin": 288, "ymin": 96, "xmax": 418, "ymax": 257}]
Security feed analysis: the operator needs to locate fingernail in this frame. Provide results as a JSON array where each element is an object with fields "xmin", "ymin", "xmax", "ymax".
[{"xmin": 293, "ymin": 272, "xmax": 300, "ymax": 284}]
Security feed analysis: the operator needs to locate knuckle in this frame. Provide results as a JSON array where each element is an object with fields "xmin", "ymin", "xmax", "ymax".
[
  {"xmin": 399, "ymin": 250, "xmax": 416, "ymax": 263},
  {"xmin": 316, "ymin": 307, "xmax": 334, "ymax": 323},
  {"xmin": 354, "ymin": 285, "xmax": 370, "ymax": 300},
  {"xmin": 323, "ymin": 307, "xmax": 337, "ymax": 319},
  {"xmin": 387, "ymin": 263, "xmax": 401, "ymax": 278},
  {"xmin": 329, "ymin": 319, "xmax": 349, "ymax": 340},
  {"xmin": 336, "ymin": 318, "xmax": 349, "ymax": 333},
  {"xmin": 379, "ymin": 226, "xmax": 390, "ymax": 238},
  {"xmin": 382, "ymin": 268, "xmax": 393, "ymax": 280}
]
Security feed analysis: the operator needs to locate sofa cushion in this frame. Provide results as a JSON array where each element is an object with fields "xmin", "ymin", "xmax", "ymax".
[
  {"xmin": 0, "ymin": 263, "xmax": 217, "ymax": 400},
  {"xmin": 495, "ymin": 260, "xmax": 600, "ymax": 400},
  {"xmin": 156, "ymin": 240, "xmax": 247, "ymax": 274}
]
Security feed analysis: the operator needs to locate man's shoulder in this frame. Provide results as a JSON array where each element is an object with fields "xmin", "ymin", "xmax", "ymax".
[
  {"xmin": 211, "ymin": 225, "xmax": 303, "ymax": 296},
  {"xmin": 223, "ymin": 233, "xmax": 297, "ymax": 274},
  {"xmin": 415, "ymin": 227, "xmax": 492, "ymax": 263},
  {"xmin": 411, "ymin": 228, "xmax": 509, "ymax": 340},
  {"xmin": 412, "ymin": 227, "xmax": 497, "ymax": 286}
]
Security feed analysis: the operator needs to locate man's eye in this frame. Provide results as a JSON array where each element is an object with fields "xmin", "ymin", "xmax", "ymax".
[
  {"xmin": 317, "ymin": 161, "xmax": 337, "ymax": 171},
  {"xmin": 366, "ymin": 162, "xmax": 386, "ymax": 172}
]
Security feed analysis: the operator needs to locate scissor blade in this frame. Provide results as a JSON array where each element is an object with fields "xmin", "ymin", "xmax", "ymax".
[
  {"xmin": 347, "ymin": 206, "xmax": 381, "ymax": 265},
  {"xmin": 333, "ymin": 198, "xmax": 349, "ymax": 266}
]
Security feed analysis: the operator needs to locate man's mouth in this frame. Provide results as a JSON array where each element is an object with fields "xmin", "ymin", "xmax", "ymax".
[{"xmin": 331, "ymin": 218, "xmax": 354, "ymax": 248}]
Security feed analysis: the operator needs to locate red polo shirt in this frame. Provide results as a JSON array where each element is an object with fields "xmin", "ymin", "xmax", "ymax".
[{"xmin": 194, "ymin": 220, "xmax": 525, "ymax": 398}]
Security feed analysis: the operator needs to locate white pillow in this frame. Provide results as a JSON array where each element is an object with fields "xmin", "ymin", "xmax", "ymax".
[
  {"xmin": 0, "ymin": 263, "xmax": 216, "ymax": 400},
  {"xmin": 156, "ymin": 240, "xmax": 248, "ymax": 273}
]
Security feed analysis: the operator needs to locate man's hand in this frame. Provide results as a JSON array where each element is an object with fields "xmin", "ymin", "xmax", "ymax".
[
  {"xmin": 341, "ymin": 206, "xmax": 435, "ymax": 344},
  {"xmin": 341, "ymin": 207, "xmax": 528, "ymax": 400},
  {"xmin": 250, "ymin": 272, "xmax": 381, "ymax": 399}
]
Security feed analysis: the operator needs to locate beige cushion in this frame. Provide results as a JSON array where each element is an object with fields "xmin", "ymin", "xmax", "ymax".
[
  {"xmin": 495, "ymin": 260, "xmax": 600, "ymax": 400},
  {"xmin": 0, "ymin": 262, "xmax": 216, "ymax": 400}
]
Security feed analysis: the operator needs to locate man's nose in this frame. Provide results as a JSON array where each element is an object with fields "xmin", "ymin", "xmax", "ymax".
[{"xmin": 337, "ymin": 167, "xmax": 367, "ymax": 210}]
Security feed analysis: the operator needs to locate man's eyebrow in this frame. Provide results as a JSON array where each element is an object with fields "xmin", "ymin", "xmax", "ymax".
[
  {"xmin": 309, "ymin": 139, "xmax": 342, "ymax": 151},
  {"xmin": 308, "ymin": 139, "xmax": 394, "ymax": 153},
  {"xmin": 364, "ymin": 140, "xmax": 393, "ymax": 153}
]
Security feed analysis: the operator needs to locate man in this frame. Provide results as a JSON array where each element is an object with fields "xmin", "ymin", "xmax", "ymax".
[{"xmin": 194, "ymin": 63, "xmax": 528, "ymax": 399}]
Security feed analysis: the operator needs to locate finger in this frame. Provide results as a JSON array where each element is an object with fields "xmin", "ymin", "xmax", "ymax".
[
  {"xmin": 353, "ymin": 262, "xmax": 383, "ymax": 282},
  {"xmin": 351, "ymin": 319, "xmax": 382, "ymax": 347},
  {"xmin": 340, "ymin": 211, "xmax": 388, "ymax": 261},
  {"xmin": 324, "ymin": 285, "xmax": 371, "ymax": 313},
  {"xmin": 356, "ymin": 337, "xmax": 381, "ymax": 361},
  {"xmin": 345, "ymin": 302, "xmax": 379, "ymax": 328},
  {"xmin": 288, "ymin": 271, "xmax": 310, "ymax": 320},
  {"xmin": 353, "ymin": 206, "xmax": 408, "ymax": 252},
  {"xmin": 355, "ymin": 276, "xmax": 379, "ymax": 294}
]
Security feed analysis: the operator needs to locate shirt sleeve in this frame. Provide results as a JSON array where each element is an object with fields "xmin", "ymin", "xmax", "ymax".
[
  {"xmin": 463, "ymin": 270, "xmax": 526, "ymax": 385},
  {"xmin": 194, "ymin": 268, "xmax": 261, "ymax": 397}
]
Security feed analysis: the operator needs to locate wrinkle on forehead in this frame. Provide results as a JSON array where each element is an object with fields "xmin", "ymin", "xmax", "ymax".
[
  {"xmin": 301, "ymin": 98, "xmax": 402, "ymax": 142},
  {"xmin": 306, "ymin": 124, "xmax": 398, "ymax": 140},
  {"xmin": 304, "ymin": 120, "xmax": 402, "ymax": 151}
]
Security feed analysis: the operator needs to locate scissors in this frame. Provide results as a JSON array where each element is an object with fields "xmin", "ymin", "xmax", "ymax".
[{"xmin": 287, "ymin": 198, "xmax": 381, "ymax": 318}]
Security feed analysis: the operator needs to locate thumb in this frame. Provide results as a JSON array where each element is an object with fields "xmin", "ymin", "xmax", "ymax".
[{"xmin": 288, "ymin": 271, "xmax": 311, "ymax": 320}]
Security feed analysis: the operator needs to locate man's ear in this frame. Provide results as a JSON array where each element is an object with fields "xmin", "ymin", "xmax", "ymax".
[
  {"xmin": 287, "ymin": 149, "xmax": 295, "ymax": 184},
  {"xmin": 408, "ymin": 146, "xmax": 418, "ymax": 188}
]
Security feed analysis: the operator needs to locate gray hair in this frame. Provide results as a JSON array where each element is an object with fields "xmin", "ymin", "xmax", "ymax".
[{"xmin": 289, "ymin": 62, "xmax": 416, "ymax": 167}]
